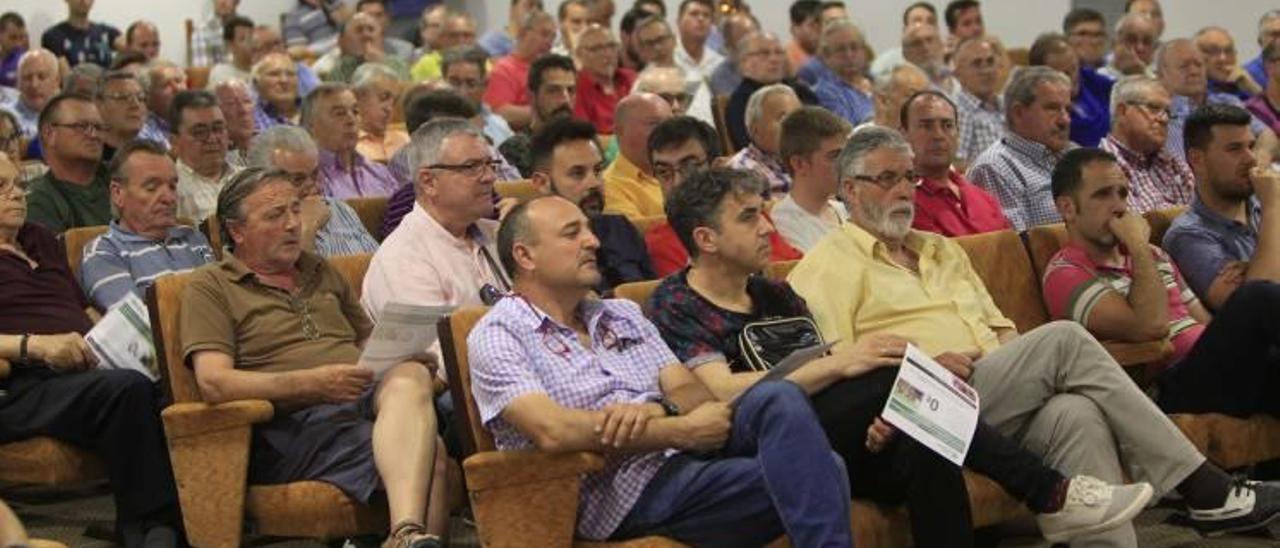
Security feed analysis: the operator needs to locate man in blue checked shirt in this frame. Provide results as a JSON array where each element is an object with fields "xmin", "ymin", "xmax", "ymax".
[
  {"xmin": 469, "ymin": 194, "xmax": 853, "ymax": 546},
  {"xmin": 79, "ymin": 140, "xmax": 216, "ymax": 312}
]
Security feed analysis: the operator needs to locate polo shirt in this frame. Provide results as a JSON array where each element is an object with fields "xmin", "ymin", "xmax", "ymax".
[
  {"xmin": 953, "ymin": 89, "xmax": 1004, "ymax": 163},
  {"xmin": 645, "ymin": 219, "xmax": 802, "ymax": 278},
  {"xmin": 468, "ymin": 295, "xmax": 674, "ymax": 539},
  {"xmin": 651, "ymin": 268, "xmax": 811, "ymax": 370},
  {"xmin": 966, "ymin": 131, "xmax": 1075, "ymax": 231},
  {"xmin": 769, "ymin": 194, "xmax": 847, "ymax": 252},
  {"xmin": 726, "ymin": 144, "xmax": 791, "ymax": 195},
  {"xmin": 483, "ymin": 55, "xmax": 532, "ymax": 111},
  {"xmin": 1245, "ymin": 94, "xmax": 1280, "ymax": 135},
  {"xmin": 1070, "ymin": 68, "xmax": 1114, "ymax": 148},
  {"xmin": 602, "ymin": 152, "xmax": 665, "ymax": 222},
  {"xmin": 317, "ymin": 149, "xmax": 402, "ymax": 199},
  {"xmin": 0, "ymin": 223, "xmax": 93, "ymax": 336},
  {"xmin": 912, "ymin": 168, "xmax": 1011, "ymax": 237},
  {"xmin": 574, "ymin": 69, "xmax": 637, "ymax": 135},
  {"xmin": 40, "ymin": 21, "xmax": 119, "ymax": 67},
  {"xmin": 176, "ymin": 160, "xmax": 234, "ymax": 221},
  {"xmin": 1043, "ymin": 242, "xmax": 1204, "ymax": 367},
  {"xmin": 788, "ymin": 222, "xmax": 1016, "ymax": 356},
  {"xmin": 79, "ymin": 221, "xmax": 215, "ymax": 312},
  {"xmin": 1098, "ymin": 135, "xmax": 1195, "ymax": 215},
  {"xmin": 1162, "ymin": 196, "xmax": 1263, "ymax": 302},
  {"xmin": 180, "ymin": 250, "xmax": 371, "ymax": 373},
  {"xmin": 25, "ymin": 167, "xmax": 113, "ymax": 233}
]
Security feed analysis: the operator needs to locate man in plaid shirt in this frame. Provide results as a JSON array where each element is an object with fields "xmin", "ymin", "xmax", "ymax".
[
  {"xmin": 191, "ymin": 0, "xmax": 242, "ymax": 67},
  {"xmin": 1099, "ymin": 75, "xmax": 1195, "ymax": 214},
  {"xmin": 469, "ymin": 195, "xmax": 853, "ymax": 545},
  {"xmin": 951, "ymin": 36, "xmax": 1004, "ymax": 163}
]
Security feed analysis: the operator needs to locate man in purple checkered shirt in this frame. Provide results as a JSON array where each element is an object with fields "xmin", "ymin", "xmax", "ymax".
[
  {"xmin": 1099, "ymin": 75, "xmax": 1196, "ymax": 214},
  {"xmin": 468, "ymin": 195, "xmax": 853, "ymax": 546}
]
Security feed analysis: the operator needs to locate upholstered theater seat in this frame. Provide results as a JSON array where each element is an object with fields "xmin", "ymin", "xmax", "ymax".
[{"xmin": 1170, "ymin": 414, "xmax": 1280, "ymax": 470}]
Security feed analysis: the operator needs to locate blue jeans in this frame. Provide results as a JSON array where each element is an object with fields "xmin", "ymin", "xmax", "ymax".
[{"xmin": 611, "ymin": 381, "xmax": 852, "ymax": 547}]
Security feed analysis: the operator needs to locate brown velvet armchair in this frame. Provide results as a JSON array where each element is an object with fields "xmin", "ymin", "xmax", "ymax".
[{"xmin": 147, "ymin": 254, "xmax": 389, "ymax": 547}]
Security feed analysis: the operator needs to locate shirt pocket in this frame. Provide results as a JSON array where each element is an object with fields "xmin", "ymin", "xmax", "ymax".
[{"xmin": 307, "ymin": 291, "xmax": 358, "ymax": 341}]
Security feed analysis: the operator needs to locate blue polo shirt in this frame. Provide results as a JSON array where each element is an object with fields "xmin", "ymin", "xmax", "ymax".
[
  {"xmin": 79, "ymin": 221, "xmax": 216, "ymax": 311},
  {"xmin": 1161, "ymin": 196, "xmax": 1263, "ymax": 303}
]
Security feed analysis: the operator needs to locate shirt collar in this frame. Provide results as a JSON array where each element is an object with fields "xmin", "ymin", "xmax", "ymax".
[
  {"xmin": 744, "ymin": 143, "xmax": 785, "ymax": 172},
  {"xmin": 612, "ymin": 151, "xmax": 659, "ymax": 186},
  {"xmin": 108, "ymin": 219, "xmax": 196, "ymax": 244},
  {"xmin": 409, "ymin": 201, "xmax": 491, "ymax": 249},
  {"xmin": 955, "ymin": 88, "xmax": 1001, "ymax": 112},
  {"xmin": 916, "ymin": 168, "xmax": 965, "ymax": 197},
  {"xmin": 1190, "ymin": 195, "xmax": 1262, "ymax": 232},
  {"xmin": 217, "ymin": 249, "xmax": 324, "ymax": 284},
  {"xmin": 1103, "ymin": 134, "xmax": 1164, "ymax": 167},
  {"xmin": 1003, "ymin": 131, "xmax": 1069, "ymax": 164},
  {"xmin": 318, "ymin": 147, "xmax": 366, "ymax": 169},
  {"xmin": 842, "ymin": 219, "xmax": 930, "ymax": 260}
]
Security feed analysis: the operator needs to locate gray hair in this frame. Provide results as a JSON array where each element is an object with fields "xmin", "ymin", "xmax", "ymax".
[
  {"xmin": 137, "ymin": 60, "xmax": 180, "ymax": 92},
  {"xmin": 632, "ymin": 65, "xmax": 687, "ymax": 95},
  {"xmin": 734, "ymin": 31, "xmax": 781, "ymax": 63},
  {"xmin": 1115, "ymin": 12, "xmax": 1154, "ymax": 37},
  {"xmin": 94, "ymin": 70, "xmax": 139, "ymax": 99},
  {"xmin": 301, "ymin": 82, "xmax": 351, "ymax": 128},
  {"xmin": 441, "ymin": 45, "xmax": 490, "ymax": 78},
  {"xmin": 1153, "ymin": 37, "xmax": 1195, "ymax": 76},
  {"xmin": 1109, "ymin": 74, "xmax": 1164, "ymax": 126},
  {"xmin": 247, "ymin": 125, "xmax": 319, "ymax": 168},
  {"xmin": 251, "ymin": 53, "xmax": 295, "ymax": 81},
  {"xmin": 819, "ymin": 18, "xmax": 863, "ymax": 56},
  {"xmin": 873, "ymin": 62, "xmax": 926, "ymax": 96},
  {"xmin": 744, "ymin": 84, "xmax": 796, "ymax": 131},
  {"xmin": 215, "ymin": 167, "xmax": 294, "ymax": 251},
  {"xmin": 836, "ymin": 125, "xmax": 913, "ymax": 187},
  {"xmin": 63, "ymin": 63, "xmax": 103, "ymax": 93},
  {"xmin": 351, "ymin": 63, "xmax": 401, "ymax": 93},
  {"xmin": 1259, "ymin": 9, "xmax": 1280, "ymax": 37},
  {"xmin": 1002, "ymin": 65, "xmax": 1071, "ymax": 124},
  {"xmin": 406, "ymin": 117, "xmax": 487, "ymax": 178}
]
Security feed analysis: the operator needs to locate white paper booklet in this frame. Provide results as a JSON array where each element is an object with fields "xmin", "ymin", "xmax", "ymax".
[
  {"xmin": 880, "ymin": 343, "xmax": 980, "ymax": 466},
  {"xmin": 85, "ymin": 293, "xmax": 158, "ymax": 381},
  {"xmin": 358, "ymin": 302, "xmax": 456, "ymax": 376}
]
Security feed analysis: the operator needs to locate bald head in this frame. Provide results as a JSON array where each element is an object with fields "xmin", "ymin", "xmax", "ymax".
[
  {"xmin": 722, "ymin": 13, "xmax": 760, "ymax": 55},
  {"xmin": 17, "ymin": 49, "xmax": 59, "ymax": 110},
  {"xmin": 616, "ymin": 93, "xmax": 674, "ymax": 172}
]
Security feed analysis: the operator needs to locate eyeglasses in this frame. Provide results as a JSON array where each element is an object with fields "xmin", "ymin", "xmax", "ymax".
[
  {"xmin": 652, "ymin": 157, "xmax": 708, "ymax": 182},
  {"xmin": 51, "ymin": 122, "xmax": 106, "ymax": 135},
  {"xmin": 1125, "ymin": 100, "xmax": 1172, "ymax": 120},
  {"xmin": 852, "ymin": 170, "xmax": 920, "ymax": 189},
  {"xmin": 102, "ymin": 92, "xmax": 146, "ymax": 104},
  {"xmin": 184, "ymin": 122, "xmax": 227, "ymax": 142},
  {"xmin": 428, "ymin": 158, "xmax": 501, "ymax": 178}
]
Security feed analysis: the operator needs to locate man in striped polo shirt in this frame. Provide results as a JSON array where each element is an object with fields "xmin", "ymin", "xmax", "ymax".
[{"xmin": 79, "ymin": 140, "xmax": 216, "ymax": 312}]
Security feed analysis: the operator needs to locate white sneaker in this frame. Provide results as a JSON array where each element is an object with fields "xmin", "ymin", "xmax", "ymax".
[{"xmin": 1035, "ymin": 475, "xmax": 1154, "ymax": 543}]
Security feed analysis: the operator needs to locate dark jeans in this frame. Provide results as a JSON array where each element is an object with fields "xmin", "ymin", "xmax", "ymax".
[
  {"xmin": 0, "ymin": 367, "xmax": 180, "ymax": 530},
  {"xmin": 612, "ymin": 381, "xmax": 853, "ymax": 547},
  {"xmin": 1159, "ymin": 280, "xmax": 1280, "ymax": 416}
]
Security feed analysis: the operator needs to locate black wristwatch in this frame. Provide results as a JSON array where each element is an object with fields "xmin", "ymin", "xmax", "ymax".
[{"xmin": 658, "ymin": 397, "xmax": 681, "ymax": 417}]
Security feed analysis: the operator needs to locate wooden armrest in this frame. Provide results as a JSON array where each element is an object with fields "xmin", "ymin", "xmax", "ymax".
[
  {"xmin": 160, "ymin": 400, "xmax": 274, "ymax": 439},
  {"xmin": 0, "ymin": 358, "xmax": 9, "ymax": 380},
  {"xmin": 1101, "ymin": 339, "xmax": 1173, "ymax": 367},
  {"xmin": 464, "ymin": 449, "xmax": 604, "ymax": 491}
]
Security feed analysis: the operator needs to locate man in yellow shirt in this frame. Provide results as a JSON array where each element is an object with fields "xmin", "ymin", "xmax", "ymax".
[
  {"xmin": 603, "ymin": 93, "xmax": 671, "ymax": 221},
  {"xmin": 788, "ymin": 125, "xmax": 1280, "ymax": 542}
]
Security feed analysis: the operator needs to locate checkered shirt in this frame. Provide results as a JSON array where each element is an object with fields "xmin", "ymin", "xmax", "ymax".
[
  {"xmin": 137, "ymin": 112, "xmax": 171, "ymax": 150},
  {"xmin": 468, "ymin": 296, "xmax": 675, "ymax": 540},
  {"xmin": 1099, "ymin": 134, "xmax": 1196, "ymax": 214},
  {"xmin": 727, "ymin": 143, "xmax": 792, "ymax": 195},
  {"xmin": 953, "ymin": 89, "xmax": 1005, "ymax": 163},
  {"xmin": 967, "ymin": 131, "xmax": 1076, "ymax": 231},
  {"xmin": 1165, "ymin": 93, "xmax": 1267, "ymax": 162},
  {"xmin": 190, "ymin": 16, "xmax": 225, "ymax": 67},
  {"xmin": 252, "ymin": 96, "xmax": 295, "ymax": 133}
]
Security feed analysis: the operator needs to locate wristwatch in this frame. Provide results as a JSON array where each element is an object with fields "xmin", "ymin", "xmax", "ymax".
[
  {"xmin": 658, "ymin": 397, "xmax": 681, "ymax": 417},
  {"xmin": 17, "ymin": 333, "xmax": 30, "ymax": 363}
]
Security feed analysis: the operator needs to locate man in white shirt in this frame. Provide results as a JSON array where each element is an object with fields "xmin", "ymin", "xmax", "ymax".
[
  {"xmin": 207, "ymin": 16, "xmax": 255, "ymax": 90},
  {"xmin": 772, "ymin": 106, "xmax": 850, "ymax": 252},
  {"xmin": 362, "ymin": 118, "xmax": 510, "ymax": 364},
  {"xmin": 674, "ymin": 0, "xmax": 723, "ymax": 81},
  {"xmin": 170, "ymin": 90, "xmax": 233, "ymax": 221}
]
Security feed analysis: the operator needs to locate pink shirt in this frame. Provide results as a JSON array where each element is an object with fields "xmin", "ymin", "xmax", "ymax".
[
  {"xmin": 361, "ymin": 202, "xmax": 509, "ymax": 375},
  {"xmin": 483, "ymin": 55, "xmax": 532, "ymax": 110}
]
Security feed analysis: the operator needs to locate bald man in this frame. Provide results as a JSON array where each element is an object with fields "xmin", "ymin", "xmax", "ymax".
[
  {"xmin": 603, "ymin": 93, "xmax": 674, "ymax": 221},
  {"xmin": 9, "ymin": 50, "xmax": 61, "ymax": 139},
  {"xmin": 124, "ymin": 21, "xmax": 159, "ymax": 61}
]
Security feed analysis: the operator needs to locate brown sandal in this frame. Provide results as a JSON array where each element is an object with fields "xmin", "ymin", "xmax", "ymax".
[{"xmin": 381, "ymin": 520, "xmax": 442, "ymax": 548}]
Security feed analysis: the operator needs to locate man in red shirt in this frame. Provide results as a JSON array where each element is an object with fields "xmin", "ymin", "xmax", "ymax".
[
  {"xmin": 572, "ymin": 24, "xmax": 634, "ymax": 134},
  {"xmin": 903, "ymin": 90, "xmax": 1011, "ymax": 237},
  {"xmin": 645, "ymin": 116, "xmax": 801, "ymax": 276},
  {"xmin": 482, "ymin": 10, "xmax": 556, "ymax": 130}
]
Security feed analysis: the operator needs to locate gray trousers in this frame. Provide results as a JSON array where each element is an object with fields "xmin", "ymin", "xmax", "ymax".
[{"xmin": 970, "ymin": 321, "xmax": 1205, "ymax": 548}]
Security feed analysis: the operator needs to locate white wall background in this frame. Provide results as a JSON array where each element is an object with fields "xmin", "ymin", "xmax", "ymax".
[{"xmin": 0, "ymin": 0, "xmax": 1273, "ymax": 67}]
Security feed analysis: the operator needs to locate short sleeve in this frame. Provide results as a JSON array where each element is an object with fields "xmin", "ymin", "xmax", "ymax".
[
  {"xmin": 482, "ymin": 63, "xmax": 524, "ymax": 110},
  {"xmin": 79, "ymin": 236, "xmax": 135, "ymax": 311},
  {"xmin": 1163, "ymin": 227, "xmax": 1231, "ymax": 300},
  {"xmin": 1042, "ymin": 255, "xmax": 1111, "ymax": 324},
  {"xmin": 179, "ymin": 269, "xmax": 238, "ymax": 366},
  {"xmin": 649, "ymin": 284, "xmax": 729, "ymax": 367},
  {"xmin": 467, "ymin": 318, "xmax": 549, "ymax": 425}
]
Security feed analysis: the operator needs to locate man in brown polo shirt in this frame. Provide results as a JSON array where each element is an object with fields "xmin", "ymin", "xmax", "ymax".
[
  {"xmin": 180, "ymin": 167, "xmax": 450, "ymax": 548},
  {"xmin": 0, "ymin": 151, "xmax": 181, "ymax": 548}
]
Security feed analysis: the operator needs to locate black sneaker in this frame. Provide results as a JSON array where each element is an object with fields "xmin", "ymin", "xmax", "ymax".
[{"xmin": 1187, "ymin": 477, "xmax": 1280, "ymax": 537}]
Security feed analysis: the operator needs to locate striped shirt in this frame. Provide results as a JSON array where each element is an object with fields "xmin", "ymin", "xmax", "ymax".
[
  {"xmin": 283, "ymin": 0, "xmax": 341, "ymax": 55},
  {"xmin": 317, "ymin": 148, "xmax": 402, "ymax": 199},
  {"xmin": 953, "ymin": 89, "xmax": 1004, "ymax": 163},
  {"xmin": 314, "ymin": 199, "xmax": 380, "ymax": 258},
  {"xmin": 190, "ymin": 16, "xmax": 226, "ymax": 68},
  {"xmin": 1099, "ymin": 134, "xmax": 1195, "ymax": 215},
  {"xmin": 468, "ymin": 295, "xmax": 674, "ymax": 540},
  {"xmin": 137, "ymin": 113, "xmax": 172, "ymax": 150},
  {"xmin": 967, "ymin": 131, "xmax": 1076, "ymax": 231},
  {"xmin": 79, "ymin": 221, "xmax": 216, "ymax": 311}
]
